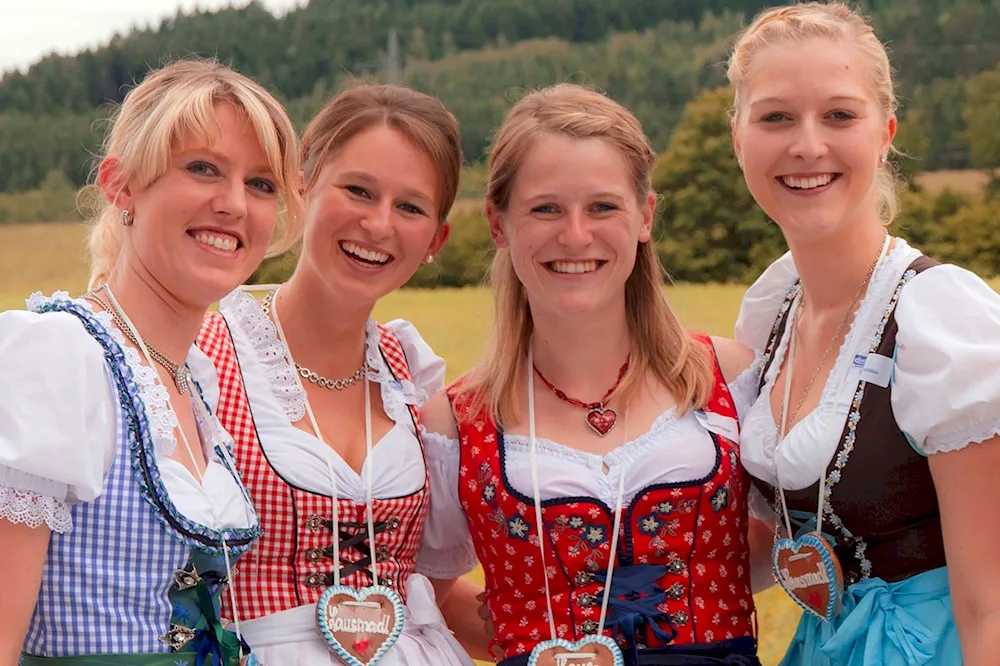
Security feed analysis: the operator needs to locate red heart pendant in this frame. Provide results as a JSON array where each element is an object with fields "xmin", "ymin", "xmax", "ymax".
[
  {"xmin": 586, "ymin": 407, "xmax": 617, "ymax": 437},
  {"xmin": 353, "ymin": 639, "xmax": 370, "ymax": 656}
]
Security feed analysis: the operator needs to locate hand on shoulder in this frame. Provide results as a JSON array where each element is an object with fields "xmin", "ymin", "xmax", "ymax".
[
  {"xmin": 420, "ymin": 389, "xmax": 460, "ymax": 439},
  {"xmin": 709, "ymin": 336, "xmax": 757, "ymax": 384}
]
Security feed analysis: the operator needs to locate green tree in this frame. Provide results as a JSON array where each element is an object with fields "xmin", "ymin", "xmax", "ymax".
[
  {"xmin": 892, "ymin": 187, "xmax": 972, "ymax": 255},
  {"xmin": 964, "ymin": 63, "xmax": 1000, "ymax": 169},
  {"xmin": 407, "ymin": 206, "xmax": 494, "ymax": 287},
  {"xmin": 933, "ymin": 200, "xmax": 1000, "ymax": 276},
  {"xmin": 893, "ymin": 110, "xmax": 931, "ymax": 182},
  {"xmin": 652, "ymin": 87, "xmax": 783, "ymax": 283}
]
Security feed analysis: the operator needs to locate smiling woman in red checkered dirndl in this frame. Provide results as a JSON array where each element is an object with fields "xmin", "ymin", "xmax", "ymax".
[{"xmin": 195, "ymin": 85, "xmax": 493, "ymax": 666}]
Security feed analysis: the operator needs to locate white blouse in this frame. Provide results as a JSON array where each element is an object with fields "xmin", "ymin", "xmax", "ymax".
[
  {"xmin": 216, "ymin": 288, "xmax": 477, "ymax": 580},
  {"xmin": 734, "ymin": 239, "xmax": 1000, "ymax": 493},
  {"xmin": 0, "ymin": 293, "xmax": 257, "ymax": 534},
  {"xmin": 421, "ymin": 358, "xmax": 763, "ymax": 558}
]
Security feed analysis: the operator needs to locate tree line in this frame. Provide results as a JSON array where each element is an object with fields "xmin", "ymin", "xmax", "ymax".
[
  {"xmin": 7, "ymin": 78, "xmax": 999, "ymax": 283},
  {"xmin": 248, "ymin": 80, "xmax": 1000, "ymax": 286},
  {"xmin": 1, "ymin": 0, "xmax": 998, "ymax": 194}
]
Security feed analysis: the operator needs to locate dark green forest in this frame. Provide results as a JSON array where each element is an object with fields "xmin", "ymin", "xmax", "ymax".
[
  {"xmin": 2, "ymin": 0, "xmax": 999, "ymax": 282},
  {"xmin": 1, "ymin": 0, "xmax": 999, "ymax": 193}
]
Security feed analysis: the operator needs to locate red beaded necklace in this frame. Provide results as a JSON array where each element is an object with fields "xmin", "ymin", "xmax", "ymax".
[{"xmin": 531, "ymin": 357, "xmax": 630, "ymax": 436}]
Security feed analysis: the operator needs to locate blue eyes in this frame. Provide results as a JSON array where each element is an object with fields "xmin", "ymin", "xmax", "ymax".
[
  {"xmin": 187, "ymin": 161, "xmax": 276, "ymax": 194},
  {"xmin": 759, "ymin": 111, "xmax": 857, "ymax": 123},
  {"xmin": 345, "ymin": 185, "xmax": 428, "ymax": 217},
  {"xmin": 530, "ymin": 203, "xmax": 619, "ymax": 215}
]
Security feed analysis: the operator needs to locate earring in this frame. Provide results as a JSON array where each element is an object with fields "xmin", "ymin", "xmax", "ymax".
[
  {"xmin": 737, "ymin": 157, "xmax": 744, "ymax": 169},
  {"xmin": 425, "ymin": 255, "xmax": 434, "ymax": 264},
  {"xmin": 879, "ymin": 154, "xmax": 888, "ymax": 165},
  {"xmin": 121, "ymin": 209, "xmax": 134, "ymax": 226}
]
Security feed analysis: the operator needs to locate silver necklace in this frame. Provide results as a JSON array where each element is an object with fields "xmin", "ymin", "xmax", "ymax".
[
  {"xmin": 86, "ymin": 285, "xmax": 193, "ymax": 394},
  {"xmin": 261, "ymin": 289, "xmax": 367, "ymax": 391}
]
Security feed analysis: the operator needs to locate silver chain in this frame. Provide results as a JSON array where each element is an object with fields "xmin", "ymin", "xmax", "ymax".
[
  {"xmin": 86, "ymin": 286, "xmax": 193, "ymax": 394},
  {"xmin": 779, "ymin": 234, "xmax": 887, "ymax": 436},
  {"xmin": 261, "ymin": 289, "xmax": 367, "ymax": 391}
]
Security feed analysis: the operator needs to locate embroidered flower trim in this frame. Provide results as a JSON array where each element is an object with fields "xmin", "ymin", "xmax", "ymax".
[
  {"xmin": 821, "ymin": 268, "xmax": 916, "ymax": 583},
  {"xmin": 760, "ymin": 269, "xmax": 916, "ymax": 584}
]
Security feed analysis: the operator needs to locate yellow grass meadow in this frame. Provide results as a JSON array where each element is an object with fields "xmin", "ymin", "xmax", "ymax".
[
  {"xmin": 1, "ymin": 221, "xmax": 803, "ymax": 662},
  {"xmin": 1, "ymin": 168, "xmax": 996, "ymax": 661},
  {"xmin": 4, "ymin": 215, "xmax": 1000, "ymax": 661}
]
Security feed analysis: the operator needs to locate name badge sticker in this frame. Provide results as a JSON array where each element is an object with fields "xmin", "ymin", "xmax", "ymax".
[
  {"xmin": 694, "ymin": 409, "xmax": 739, "ymax": 443},
  {"xmin": 389, "ymin": 379, "xmax": 422, "ymax": 405},
  {"xmin": 860, "ymin": 353, "xmax": 893, "ymax": 388}
]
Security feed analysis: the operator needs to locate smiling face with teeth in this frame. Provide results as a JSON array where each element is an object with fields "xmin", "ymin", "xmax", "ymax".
[
  {"xmin": 102, "ymin": 102, "xmax": 281, "ymax": 308},
  {"xmin": 732, "ymin": 37, "xmax": 896, "ymax": 243},
  {"xmin": 488, "ymin": 133, "xmax": 654, "ymax": 320},
  {"xmin": 293, "ymin": 125, "xmax": 450, "ymax": 310}
]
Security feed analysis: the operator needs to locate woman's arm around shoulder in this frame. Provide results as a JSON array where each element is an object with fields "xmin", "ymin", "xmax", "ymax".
[
  {"xmin": 709, "ymin": 337, "xmax": 775, "ymax": 592},
  {"xmin": 420, "ymin": 389, "xmax": 460, "ymax": 440},
  {"xmin": 418, "ymin": 389, "xmax": 491, "ymax": 659},
  {"xmin": 709, "ymin": 336, "xmax": 757, "ymax": 385}
]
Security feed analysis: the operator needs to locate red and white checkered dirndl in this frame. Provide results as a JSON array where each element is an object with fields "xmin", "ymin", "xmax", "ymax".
[{"xmin": 198, "ymin": 313, "xmax": 429, "ymax": 621}]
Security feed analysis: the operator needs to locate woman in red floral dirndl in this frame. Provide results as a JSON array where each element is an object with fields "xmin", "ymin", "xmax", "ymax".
[{"xmin": 420, "ymin": 84, "xmax": 774, "ymax": 666}]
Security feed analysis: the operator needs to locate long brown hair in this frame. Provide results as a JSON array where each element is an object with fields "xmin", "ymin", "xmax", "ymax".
[{"xmin": 457, "ymin": 83, "xmax": 714, "ymax": 426}]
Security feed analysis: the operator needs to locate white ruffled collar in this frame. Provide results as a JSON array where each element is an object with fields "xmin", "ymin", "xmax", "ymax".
[
  {"xmin": 27, "ymin": 292, "xmax": 229, "ymax": 460},
  {"xmin": 220, "ymin": 288, "xmax": 418, "ymax": 430},
  {"xmin": 742, "ymin": 240, "xmax": 923, "ymax": 489}
]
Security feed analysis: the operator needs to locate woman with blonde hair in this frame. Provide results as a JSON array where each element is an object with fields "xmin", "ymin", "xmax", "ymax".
[
  {"xmin": 196, "ymin": 83, "xmax": 490, "ymax": 665},
  {"xmin": 0, "ymin": 58, "xmax": 303, "ymax": 665},
  {"xmin": 421, "ymin": 83, "xmax": 767, "ymax": 666},
  {"xmin": 730, "ymin": 3, "xmax": 1000, "ymax": 664}
]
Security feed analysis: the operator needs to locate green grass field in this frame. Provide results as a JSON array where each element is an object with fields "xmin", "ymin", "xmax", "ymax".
[{"xmin": 0, "ymin": 221, "xmax": 802, "ymax": 663}]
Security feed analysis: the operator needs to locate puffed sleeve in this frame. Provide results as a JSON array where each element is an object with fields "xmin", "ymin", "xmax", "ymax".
[
  {"xmin": 892, "ymin": 264, "xmax": 1000, "ymax": 455},
  {"xmin": 415, "ymin": 428, "xmax": 478, "ymax": 579},
  {"xmin": 734, "ymin": 252, "xmax": 799, "ymax": 354},
  {"xmin": 727, "ymin": 352, "xmax": 763, "ymax": 423},
  {"xmin": 384, "ymin": 319, "xmax": 446, "ymax": 406},
  {"xmin": 0, "ymin": 310, "xmax": 118, "ymax": 532}
]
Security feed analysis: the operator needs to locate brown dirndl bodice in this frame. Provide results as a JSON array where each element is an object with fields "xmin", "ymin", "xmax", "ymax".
[{"xmin": 752, "ymin": 255, "xmax": 947, "ymax": 585}]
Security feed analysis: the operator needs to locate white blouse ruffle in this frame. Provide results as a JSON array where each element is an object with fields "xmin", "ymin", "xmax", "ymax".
[
  {"xmin": 421, "ymin": 359, "xmax": 763, "ymax": 561},
  {"xmin": 0, "ymin": 293, "xmax": 256, "ymax": 534},
  {"xmin": 217, "ymin": 288, "xmax": 476, "ymax": 579},
  {"xmin": 735, "ymin": 240, "xmax": 1000, "ymax": 493}
]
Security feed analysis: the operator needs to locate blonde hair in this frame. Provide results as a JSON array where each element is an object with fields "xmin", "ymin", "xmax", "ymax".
[
  {"xmin": 727, "ymin": 1, "xmax": 900, "ymax": 224},
  {"xmin": 84, "ymin": 58, "xmax": 304, "ymax": 290},
  {"xmin": 301, "ymin": 83, "xmax": 462, "ymax": 222},
  {"xmin": 457, "ymin": 83, "xmax": 715, "ymax": 427}
]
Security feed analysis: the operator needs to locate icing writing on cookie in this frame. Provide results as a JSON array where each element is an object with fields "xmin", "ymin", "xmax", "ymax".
[
  {"xmin": 555, "ymin": 654, "xmax": 598, "ymax": 666},
  {"xmin": 779, "ymin": 561, "xmax": 830, "ymax": 591},
  {"xmin": 328, "ymin": 605, "xmax": 392, "ymax": 635}
]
